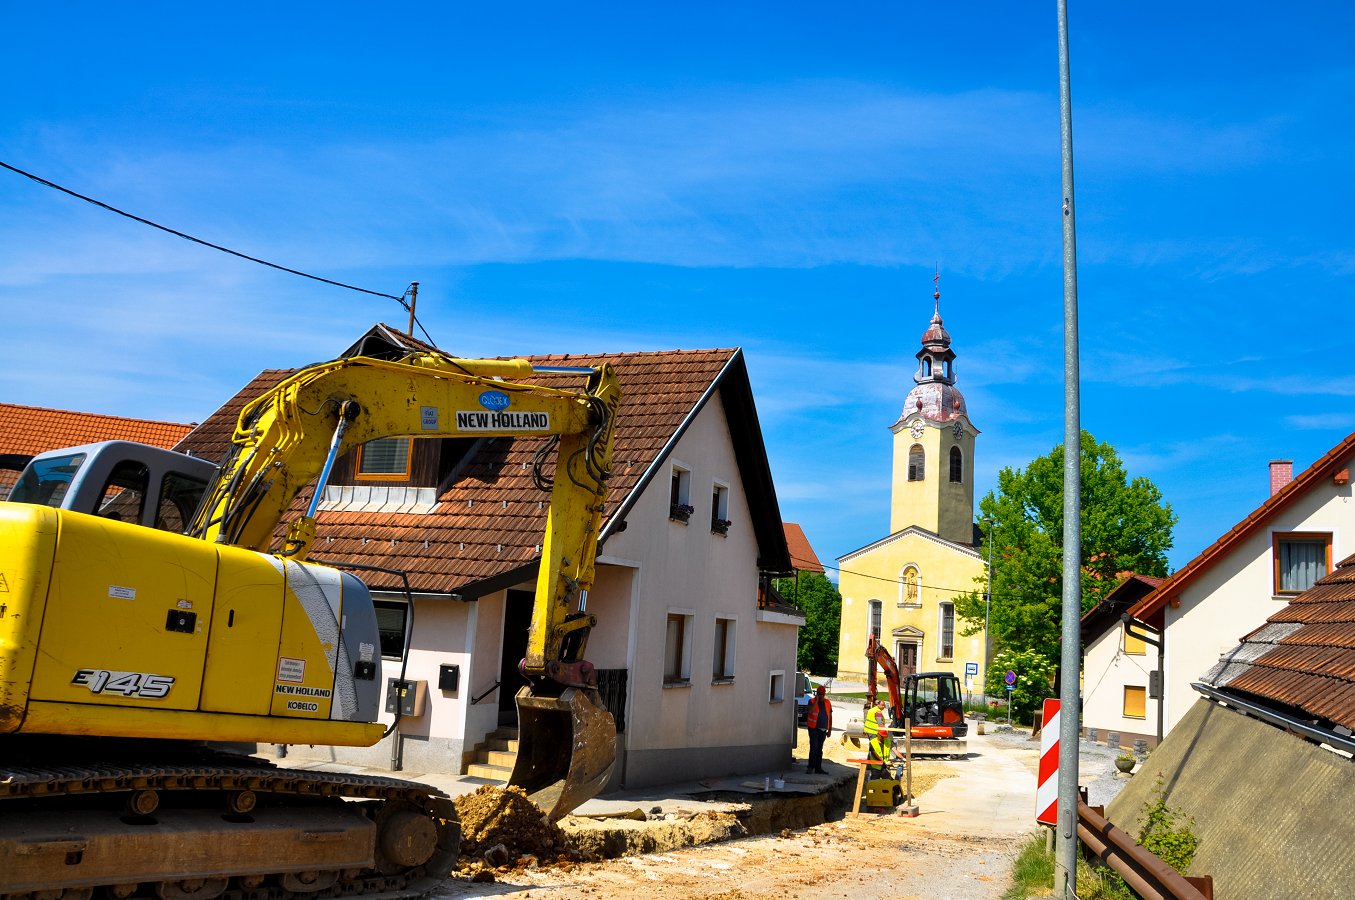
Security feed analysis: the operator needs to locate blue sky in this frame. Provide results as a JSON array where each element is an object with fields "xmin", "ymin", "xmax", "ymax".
[{"xmin": 3, "ymin": 3, "xmax": 1353, "ymax": 575}]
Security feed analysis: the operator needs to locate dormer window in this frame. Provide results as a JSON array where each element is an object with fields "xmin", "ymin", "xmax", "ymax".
[{"xmin": 357, "ymin": 437, "xmax": 412, "ymax": 481}]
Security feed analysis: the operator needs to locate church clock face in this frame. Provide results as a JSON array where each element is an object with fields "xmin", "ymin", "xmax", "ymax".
[
  {"xmin": 953, "ymin": 421, "xmax": 964, "ymax": 439},
  {"xmin": 910, "ymin": 420, "xmax": 925, "ymax": 439}
]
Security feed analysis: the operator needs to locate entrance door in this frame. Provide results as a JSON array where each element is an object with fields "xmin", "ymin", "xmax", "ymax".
[
  {"xmin": 499, "ymin": 589, "xmax": 534, "ymax": 726},
  {"xmin": 895, "ymin": 642, "xmax": 919, "ymax": 677}
]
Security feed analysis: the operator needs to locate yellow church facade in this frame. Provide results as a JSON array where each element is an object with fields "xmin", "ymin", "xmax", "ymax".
[{"xmin": 835, "ymin": 294, "xmax": 989, "ymax": 693}]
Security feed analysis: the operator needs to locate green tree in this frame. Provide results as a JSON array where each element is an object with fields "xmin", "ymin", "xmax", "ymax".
[
  {"xmin": 956, "ymin": 431, "xmax": 1176, "ymax": 665},
  {"xmin": 776, "ymin": 572, "xmax": 841, "ymax": 675},
  {"xmin": 985, "ymin": 647, "xmax": 1056, "ymax": 721}
]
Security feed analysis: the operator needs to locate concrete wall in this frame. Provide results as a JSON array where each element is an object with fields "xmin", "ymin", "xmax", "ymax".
[
  {"xmin": 1107, "ymin": 697, "xmax": 1354, "ymax": 899},
  {"xmin": 1161, "ymin": 480, "xmax": 1351, "ymax": 733}
]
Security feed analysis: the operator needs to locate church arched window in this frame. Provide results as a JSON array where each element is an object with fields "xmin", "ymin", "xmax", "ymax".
[
  {"xmin": 949, "ymin": 446, "xmax": 963, "ymax": 483},
  {"xmin": 922, "ymin": 357, "xmax": 932, "ymax": 377},
  {"xmin": 943, "ymin": 359, "xmax": 952, "ymax": 378},
  {"xmin": 908, "ymin": 445, "xmax": 925, "ymax": 481}
]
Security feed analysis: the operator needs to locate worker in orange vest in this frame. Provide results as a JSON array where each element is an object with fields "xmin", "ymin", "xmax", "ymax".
[{"xmin": 805, "ymin": 685, "xmax": 832, "ymax": 774}]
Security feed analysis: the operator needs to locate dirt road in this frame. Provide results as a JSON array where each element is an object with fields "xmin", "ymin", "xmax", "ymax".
[{"xmin": 434, "ymin": 728, "xmax": 1048, "ymax": 900}]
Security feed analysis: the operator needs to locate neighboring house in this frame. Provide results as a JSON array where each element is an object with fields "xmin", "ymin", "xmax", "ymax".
[
  {"xmin": 784, "ymin": 522, "xmax": 825, "ymax": 575},
  {"xmin": 1107, "ymin": 554, "xmax": 1355, "ymax": 898},
  {"xmin": 1125, "ymin": 439, "xmax": 1355, "ymax": 738},
  {"xmin": 1080, "ymin": 573, "xmax": 1165, "ymax": 748},
  {"xmin": 0, "ymin": 403, "xmax": 195, "ymax": 495},
  {"xmin": 835, "ymin": 298, "xmax": 986, "ymax": 686},
  {"xmin": 178, "ymin": 324, "xmax": 801, "ymax": 790}
]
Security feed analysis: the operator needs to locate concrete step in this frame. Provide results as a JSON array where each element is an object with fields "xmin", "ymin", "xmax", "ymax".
[
  {"xmin": 486, "ymin": 738, "xmax": 520, "ymax": 753},
  {"xmin": 465, "ymin": 762, "xmax": 512, "ymax": 781},
  {"xmin": 484, "ymin": 749, "xmax": 518, "ymax": 768}
]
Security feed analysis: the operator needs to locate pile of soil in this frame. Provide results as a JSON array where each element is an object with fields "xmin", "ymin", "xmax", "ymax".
[{"xmin": 451, "ymin": 785, "xmax": 580, "ymax": 878}]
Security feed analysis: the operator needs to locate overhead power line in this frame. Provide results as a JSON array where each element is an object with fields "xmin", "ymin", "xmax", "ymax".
[{"xmin": 1, "ymin": 159, "xmax": 411, "ymax": 306}]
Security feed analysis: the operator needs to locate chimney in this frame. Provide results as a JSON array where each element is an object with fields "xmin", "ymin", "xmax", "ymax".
[{"xmin": 1269, "ymin": 460, "xmax": 1294, "ymax": 496}]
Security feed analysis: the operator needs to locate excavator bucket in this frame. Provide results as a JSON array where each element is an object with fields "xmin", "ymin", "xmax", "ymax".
[{"xmin": 509, "ymin": 685, "xmax": 617, "ymax": 821}]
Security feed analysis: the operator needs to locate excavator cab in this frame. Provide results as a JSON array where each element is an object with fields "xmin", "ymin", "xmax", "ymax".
[{"xmin": 902, "ymin": 672, "xmax": 968, "ymax": 739}]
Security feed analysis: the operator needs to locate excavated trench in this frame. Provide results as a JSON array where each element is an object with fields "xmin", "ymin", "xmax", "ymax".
[{"xmin": 450, "ymin": 779, "xmax": 859, "ymax": 880}]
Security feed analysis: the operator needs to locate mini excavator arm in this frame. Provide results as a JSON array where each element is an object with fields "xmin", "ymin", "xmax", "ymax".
[{"xmin": 864, "ymin": 634, "xmax": 905, "ymax": 727}]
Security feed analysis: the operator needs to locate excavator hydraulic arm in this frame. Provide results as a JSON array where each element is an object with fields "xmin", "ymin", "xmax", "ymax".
[{"xmin": 186, "ymin": 350, "xmax": 623, "ymax": 818}]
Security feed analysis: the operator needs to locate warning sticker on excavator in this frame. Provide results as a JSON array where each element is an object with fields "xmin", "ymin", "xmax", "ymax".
[
  {"xmin": 277, "ymin": 657, "xmax": 306, "ymax": 683},
  {"xmin": 455, "ymin": 410, "xmax": 550, "ymax": 431}
]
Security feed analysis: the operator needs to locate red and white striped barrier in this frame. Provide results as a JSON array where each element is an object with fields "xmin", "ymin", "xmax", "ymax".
[{"xmin": 1036, "ymin": 698, "xmax": 1060, "ymax": 825}]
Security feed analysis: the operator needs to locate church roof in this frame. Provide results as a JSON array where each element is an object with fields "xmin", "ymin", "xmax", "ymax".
[
  {"xmin": 901, "ymin": 381, "xmax": 968, "ymax": 424},
  {"xmin": 837, "ymin": 523, "xmax": 982, "ymax": 564}
]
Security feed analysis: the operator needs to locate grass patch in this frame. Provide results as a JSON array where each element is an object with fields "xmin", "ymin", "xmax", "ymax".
[{"xmin": 1002, "ymin": 833, "xmax": 1136, "ymax": 900}]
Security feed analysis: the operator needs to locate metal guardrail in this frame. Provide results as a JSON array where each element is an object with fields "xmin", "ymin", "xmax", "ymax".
[{"xmin": 1077, "ymin": 796, "xmax": 1213, "ymax": 900}]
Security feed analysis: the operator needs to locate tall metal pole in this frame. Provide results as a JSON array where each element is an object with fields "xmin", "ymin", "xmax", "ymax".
[
  {"xmin": 1054, "ymin": 1, "xmax": 1083, "ymax": 896},
  {"xmin": 983, "ymin": 519, "xmax": 994, "ymax": 707}
]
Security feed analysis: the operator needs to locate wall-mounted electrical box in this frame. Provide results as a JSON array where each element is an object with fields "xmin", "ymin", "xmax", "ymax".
[
  {"xmin": 438, "ymin": 663, "xmax": 460, "ymax": 692},
  {"xmin": 385, "ymin": 678, "xmax": 428, "ymax": 716}
]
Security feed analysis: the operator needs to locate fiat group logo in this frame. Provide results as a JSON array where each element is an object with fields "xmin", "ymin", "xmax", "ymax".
[{"xmin": 479, "ymin": 390, "xmax": 511, "ymax": 411}]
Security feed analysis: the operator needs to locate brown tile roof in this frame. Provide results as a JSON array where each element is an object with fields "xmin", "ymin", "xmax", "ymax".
[
  {"xmin": 1203, "ymin": 552, "xmax": 1355, "ymax": 732},
  {"xmin": 1080, "ymin": 573, "xmax": 1165, "ymax": 644},
  {"xmin": 0, "ymin": 403, "xmax": 196, "ymax": 494},
  {"xmin": 784, "ymin": 522, "xmax": 824, "ymax": 573},
  {"xmin": 1129, "ymin": 431, "xmax": 1355, "ymax": 623},
  {"xmin": 179, "ymin": 343, "xmax": 790, "ymax": 595}
]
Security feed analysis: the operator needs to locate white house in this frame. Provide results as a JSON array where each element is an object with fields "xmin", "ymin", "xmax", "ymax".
[
  {"xmin": 1123, "ymin": 438, "xmax": 1355, "ymax": 738},
  {"xmin": 1080, "ymin": 573, "xmax": 1164, "ymax": 749},
  {"xmin": 181, "ymin": 325, "xmax": 802, "ymax": 790}
]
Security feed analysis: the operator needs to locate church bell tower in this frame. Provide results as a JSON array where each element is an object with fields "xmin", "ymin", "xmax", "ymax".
[{"xmin": 888, "ymin": 278, "xmax": 978, "ymax": 544}]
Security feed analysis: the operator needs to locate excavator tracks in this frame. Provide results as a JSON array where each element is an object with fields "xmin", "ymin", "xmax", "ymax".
[{"xmin": 0, "ymin": 750, "xmax": 460, "ymax": 900}]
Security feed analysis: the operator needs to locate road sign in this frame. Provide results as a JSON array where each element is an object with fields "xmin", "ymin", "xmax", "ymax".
[
  {"xmin": 1036, "ymin": 698, "xmax": 1061, "ymax": 825},
  {"xmin": 965, "ymin": 662, "xmax": 979, "ymax": 676},
  {"xmin": 1004, "ymin": 669, "xmax": 1017, "ymax": 686}
]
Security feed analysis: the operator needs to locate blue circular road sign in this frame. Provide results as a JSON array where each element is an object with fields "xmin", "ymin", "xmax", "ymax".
[{"xmin": 1004, "ymin": 670, "xmax": 1017, "ymax": 686}]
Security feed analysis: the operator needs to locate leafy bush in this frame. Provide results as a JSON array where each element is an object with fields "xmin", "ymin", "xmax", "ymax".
[
  {"xmin": 984, "ymin": 647, "xmax": 1056, "ymax": 720},
  {"xmin": 1138, "ymin": 780, "xmax": 1199, "ymax": 873}
]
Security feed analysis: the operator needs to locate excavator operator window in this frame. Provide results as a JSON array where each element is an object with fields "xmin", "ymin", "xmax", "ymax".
[
  {"xmin": 155, "ymin": 470, "xmax": 211, "ymax": 534},
  {"xmin": 8, "ymin": 452, "xmax": 86, "ymax": 506},
  {"xmin": 96, "ymin": 461, "xmax": 150, "ymax": 524}
]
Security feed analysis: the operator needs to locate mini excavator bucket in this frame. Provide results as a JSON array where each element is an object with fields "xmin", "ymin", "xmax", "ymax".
[{"xmin": 509, "ymin": 685, "xmax": 617, "ymax": 821}]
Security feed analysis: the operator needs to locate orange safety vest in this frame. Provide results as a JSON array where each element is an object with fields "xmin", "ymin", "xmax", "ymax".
[{"xmin": 807, "ymin": 696, "xmax": 832, "ymax": 731}]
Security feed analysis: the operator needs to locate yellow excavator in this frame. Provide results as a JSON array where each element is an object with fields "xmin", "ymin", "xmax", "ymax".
[{"xmin": 0, "ymin": 351, "xmax": 621, "ymax": 899}]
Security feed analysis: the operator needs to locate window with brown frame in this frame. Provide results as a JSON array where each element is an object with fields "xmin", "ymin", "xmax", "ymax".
[
  {"xmin": 356, "ymin": 437, "xmax": 413, "ymax": 481},
  {"xmin": 1123, "ymin": 685, "xmax": 1147, "ymax": 719},
  {"xmin": 1272, "ymin": 532, "xmax": 1332, "ymax": 594}
]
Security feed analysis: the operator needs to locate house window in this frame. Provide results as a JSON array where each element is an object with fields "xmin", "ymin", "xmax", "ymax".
[
  {"xmin": 669, "ymin": 465, "xmax": 693, "ymax": 522},
  {"xmin": 357, "ymin": 437, "xmax": 412, "ymax": 480},
  {"xmin": 711, "ymin": 483, "xmax": 731, "ymax": 534},
  {"xmin": 938, "ymin": 602, "xmax": 954, "ymax": 660},
  {"xmin": 1273, "ymin": 532, "xmax": 1331, "ymax": 594},
  {"xmin": 373, "ymin": 600, "xmax": 409, "ymax": 660},
  {"xmin": 949, "ymin": 446, "xmax": 963, "ymax": 483},
  {"xmin": 664, "ymin": 612, "xmax": 693, "ymax": 684},
  {"xmin": 900, "ymin": 566, "xmax": 921, "ymax": 607},
  {"xmin": 769, "ymin": 669, "xmax": 786, "ymax": 702},
  {"xmin": 868, "ymin": 599, "xmax": 882, "ymax": 641},
  {"xmin": 712, "ymin": 617, "xmax": 736, "ymax": 680},
  {"xmin": 1123, "ymin": 629, "xmax": 1147, "ymax": 655},
  {"xmin": 1123, "ymin": 685, "xmax": 1147, "ymax": 719},
  {"xmin": 908, "ymin": 445, "xmax": 925, "ymax": 482}
]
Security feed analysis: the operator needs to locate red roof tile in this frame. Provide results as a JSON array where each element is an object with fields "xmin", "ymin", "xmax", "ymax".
[
  {"xmin": 0, "ymin": 403, "xmax": 196, "ymax": 494},
  {"xmin": 1203, "ymin": 552, "xmax": 1355, "ymax": 731},
  {"xmin": 1130, "ymin": 431, "xmax": 1355, "ymax": 622},
  {"xmin": 179, "ymin": 343, "xmax": 789, "ymax": 594},
  {"xmin": 784, "ymin": 522, "xmax": 824, "ymax": 573}
]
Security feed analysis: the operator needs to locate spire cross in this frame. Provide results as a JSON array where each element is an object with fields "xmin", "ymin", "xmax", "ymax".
[{"xmin": 933, "ymin": 267, "xmax": 941, "ymax": 314}]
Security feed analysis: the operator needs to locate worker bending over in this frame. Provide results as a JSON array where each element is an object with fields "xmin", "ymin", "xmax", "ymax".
[{"xmin": 866, "ymin": 724, "xmax": 900, "ymax": 780}]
